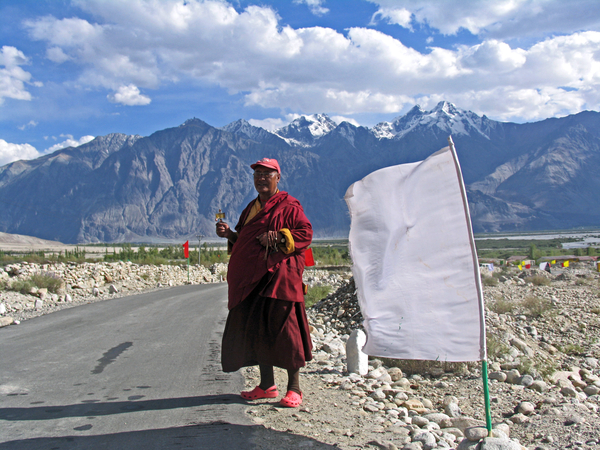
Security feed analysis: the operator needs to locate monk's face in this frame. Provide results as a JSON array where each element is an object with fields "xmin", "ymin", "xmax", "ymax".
[{"xmin": 253, "ymin": 167, "xmax": 280, "ymax": 197}]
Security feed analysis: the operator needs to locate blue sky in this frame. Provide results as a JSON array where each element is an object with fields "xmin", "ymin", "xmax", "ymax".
[{"xmin": 1, "ymin": 0, "xmax": 599, "ymax": 165}]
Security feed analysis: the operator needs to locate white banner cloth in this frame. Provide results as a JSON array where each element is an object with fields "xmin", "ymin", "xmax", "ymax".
[{"xmin": 345, "ymin": 143, "xmax": 486, "ymax": 362}]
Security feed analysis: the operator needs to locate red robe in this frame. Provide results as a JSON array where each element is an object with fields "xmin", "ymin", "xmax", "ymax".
[
  {"xmin": 221, "ymin": 191, "xmax": 313, "ymax": 372},
  {"xmin": 226, "ymin": 191, "xmax": 313, "ymax": 310}
]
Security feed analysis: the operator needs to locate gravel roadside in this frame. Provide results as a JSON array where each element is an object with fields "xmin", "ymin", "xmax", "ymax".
[{"xmin": 2, "ymin": 263, "xmax": 600, "ymax": 449}]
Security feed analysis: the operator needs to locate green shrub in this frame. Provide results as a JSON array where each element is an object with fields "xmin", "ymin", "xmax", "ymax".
[
  {"xmin": 560, "ymin": 343, "xmax": 584, "ymax": 356},
  {"xmin": 9, "ymin": 279, "xmax": 36, "ymax": 295},
  {"xmin": 487, "ymin": 333, "xmax": 509, "ymax": 360},
  {"xmin": 525, "ymin": 275, "xmax": 550, "ymax": 286},
  {"xmin": 8, "ymin": 272, "xmax": 63, "ymax": 295},
  {"xmin": 488, "ymin": 297, "xmax": 515, "ymax": 314},
  {"xmin": 521, "ymin": 296, "xmax": 553, "ymax": 317},
  {"xmin": 30, "ymin": 272, "xmax": 63, "ymax": 293},
  {"xmin": 305, "ymin": 285, "xmax": 332, "ymax": 308},
  {"xmin": 537, "ymin": 359, "xmax": 558, "ymax": 380},
  {"xmin": 482, "ymin": 276, "xmax": 498, "ymax": 286}
]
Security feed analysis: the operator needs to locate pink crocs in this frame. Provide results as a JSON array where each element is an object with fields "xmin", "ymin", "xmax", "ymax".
[
  {"xmin": 240, "ymin": 385, "xmax": 279, "ymax": 400},
  {"xmin": 279, "ymin": 390, "xmax": 303, "ymax": 408}
]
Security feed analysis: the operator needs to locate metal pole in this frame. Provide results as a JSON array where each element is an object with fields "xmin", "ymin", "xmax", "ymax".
[
  {"xmin": 448, "ymin": 135, "xmax": 492, "ymax": 436},
  {"xmin": 482, "ymin": 359, "xmax": 493, "ymax": 436},
  {"xmin": 196, "ymin": 234, "xmax": 204, "ymax": 265}
]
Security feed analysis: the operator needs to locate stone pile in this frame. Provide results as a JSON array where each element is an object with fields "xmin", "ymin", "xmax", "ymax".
[
  {"xmin": 0, "ymin": 262, "xmax": 350, "ymax": 325},
  {"xmin": 303, "ymin": 268, "xmax": 352, "ymax": 291},
  {"xmin": 0, "ymin": 261, "xmax": 229, "ymax": 324},
  {"xmin": 294, "ymin": 265, "xmax": 600, "ymax": 449}
]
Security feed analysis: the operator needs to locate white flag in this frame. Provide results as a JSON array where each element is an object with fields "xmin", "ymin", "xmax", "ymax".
[{"xmin": 345, "ymin": 141, "xmax": 486, "ymax": 362}]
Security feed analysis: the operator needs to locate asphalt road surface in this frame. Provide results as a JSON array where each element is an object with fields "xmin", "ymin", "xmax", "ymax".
[{"xmin": 0, "ymin": 284, "xmax": 338, "ymax": 449}]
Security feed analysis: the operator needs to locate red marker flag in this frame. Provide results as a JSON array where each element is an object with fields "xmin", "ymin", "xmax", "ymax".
[
  {"xmin": 305, "ymin": 247, "xmax": 315, "ymax": 267},
  {"xmin": 183, "ymin": 240, "xmax": 189, "ymax": 259}
]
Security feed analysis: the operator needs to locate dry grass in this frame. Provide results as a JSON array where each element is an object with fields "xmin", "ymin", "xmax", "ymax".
[
  {"xmin": 482, "ymin": 276, "xmax": 498, "ymax": 286},
  {"xmin": 381, "ymin": 358, "xmax": 475, "ymax": 376},
  {"xmin": 521, "ymin": 296, "xmax": 554, "ymax": 317},
  {"xmin": 525, "ymin": 275, "xmax": 551, "ymax": 286},
  {"xmin": 488, "ymin": 297, "xmax": 516, "ymax": 314}
]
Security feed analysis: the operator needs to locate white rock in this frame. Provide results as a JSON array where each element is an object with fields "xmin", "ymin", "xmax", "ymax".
[
  {"xmin": 323, "ymin": 337, "xmax": 346, "ymax": 355},
  {"xmin": 444, "ymin": 402, "xmax": 461, "ymax": 418},
  {"xmin": 479, "ymin": 437, "xmax": 522, "ymax": 450},
  {"xmin": 346, "ymin": 329, "xmax": 368, "ymax": 375},
  {"xmin": 464, "ymin": 426, "xmax": 489, "ymax": 442},
  {"xmin": 412, "ymin": 431, "xmax": 437, "ymax": 450},
  {"xmin": 516, "ymin": 401, "xmax": 535, "ymax": 415},
  {"xmin": 584, "ymin": 385, "xmax": 600, "ymax": 396}
]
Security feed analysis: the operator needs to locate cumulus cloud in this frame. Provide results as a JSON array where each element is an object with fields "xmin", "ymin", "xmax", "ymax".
[
  {"xmin": 0, "ymin": 139, "xmax": 40, "ymax": 166},
  {"xmin": 46, "ymin": 46, "xmax": 70, "ymax": 63},
  {"xmin": 367, "ymin": 0, "xmax": 600, "ymax": 39},
  {"xmin": 107, "ymin": 84, "xmax": 151, "ymax": 106},
  {"xmin": 371, "ymin": 7, "xmax": 412, "ymax": 29},
  {"xmin": 18, "ymin": 120, "xmax": 38, "ymax": 130},
  {"xmin": 0, "ymin": 134, "xmax": 96, "ymax": 167},
  {"xmin": 248, "ymin": 117, "xmax": 288, "ymax": 131},
  {"xmin": 21, "ymin": 0, "xmax": 600, "ymax": 122},
  {"xmin": 45, "ymin": 135, "xmax": 95, "ymax": 153},
  {"xmin": 331, "ymin": 115, "xmax": 360, "ymax": 126},
  {"xmin": 0, "ymin": 46, "xmax": 36, "ymax": 104},
  {"xmin": 294, "ymin": 0, "xmax": 329, "ymax": 16}
]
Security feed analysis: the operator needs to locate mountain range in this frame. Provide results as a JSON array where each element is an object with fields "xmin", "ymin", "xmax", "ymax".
[{"xmin": 1, "ymin": 101, "xmax": 599, "ymax": 243}]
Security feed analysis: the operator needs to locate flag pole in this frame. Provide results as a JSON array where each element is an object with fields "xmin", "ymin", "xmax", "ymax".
[
  {"xmin": 447, "ymin": 136, "xmax": 492, "ymax": 436},
  {"xmin": 183, "ymin": 240, "xmax": 190, "ymax": 284}
]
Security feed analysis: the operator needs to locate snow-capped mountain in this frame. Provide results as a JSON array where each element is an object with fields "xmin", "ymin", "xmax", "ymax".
[
  {"xmin": 1, "ymin": 104, "xmax": 599, "ymax": 242},
  {"xmin": 220, "ymin": 119, "xmax": 279, "ymax": 143},
  {"xmin": 273, "ymin": 113, "xmax": 338, "ymax": 147},
  {"xmin": 373, "ymin": 101, "xmax": 497, "ymax": 140}
]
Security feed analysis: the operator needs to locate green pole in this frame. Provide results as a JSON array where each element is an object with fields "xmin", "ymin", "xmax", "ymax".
[
  {"xmin": 481, "ymin": 359, "xmax": 493, "ymax": 436},
  {"xmin": 187, "ymin": 257, "xmax": 190, "ymax": 283}
]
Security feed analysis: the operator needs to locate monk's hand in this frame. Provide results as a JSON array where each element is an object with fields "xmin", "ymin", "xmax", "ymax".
[
  {"xmin": 216, "ymin": 221, "xmax": 230, "ymax": 238},
  {"xmin": 257, "ymin": 231, "xmax": 280, "ymax": 247},
  {"xmin": 257, "ymin": 232, "xmax": 268, "ymax": 247}
]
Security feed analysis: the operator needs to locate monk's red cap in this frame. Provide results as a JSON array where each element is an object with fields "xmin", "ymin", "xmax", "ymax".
[{"xmin": 250, "ymin": 157, "xmax": 280, "ymax": 173}]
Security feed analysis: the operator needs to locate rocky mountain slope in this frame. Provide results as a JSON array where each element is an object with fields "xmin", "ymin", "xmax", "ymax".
[{"xmin": 1, "ymin": 103, "xmax": 599, "ymax": 243}]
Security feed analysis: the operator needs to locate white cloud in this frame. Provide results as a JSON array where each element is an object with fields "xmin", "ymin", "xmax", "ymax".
[
  {"xmin": 294, "ymin": 0, "xmax": 329, "ymax": 16},
  {"xmin": 0, "ymin": 139, "xmax": 40, "ymax": 166},
  {"xmin": 46, "ymin": 46, "xmax": 70, "ymax": 63},
  {"xmin": 331, "ymin": 115, "xmax": 360, "ymax": 126},
  {"xmin": 371, "ymin": 7, "xmax": 412, "ymax": 28},
  {"xmin": 367, "ymin": 0, "xmax": 600, "ymax": 39},
  {"xmin": 0, "ymin": 46, "xmax": 35, "ymax": 105},
  {"xmin": 18, "ymin": 120, "xmax": 38, "ymax": 130},
  {"xmin": 0, "ymin": 134, "xmax": 96, "ymax": 167},
  {"xmin": 21, "ymin": 0, "xmax": 600, "ymax": 122},
  {"xmin": 107, "ymin": 85, "xmax": 151, "ymax": 106},
  {"xmin": 45, "ymin": 135, "xmax": 95, "ymax": 153},
  {"xmin": 248, "ymin": 117, "xmax": 288, "ymax": 131}
]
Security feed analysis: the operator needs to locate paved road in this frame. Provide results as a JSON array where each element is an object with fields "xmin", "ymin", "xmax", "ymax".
[{"xmin": 0, "ymin": 284, "xmax": 263, "ymax": 449}]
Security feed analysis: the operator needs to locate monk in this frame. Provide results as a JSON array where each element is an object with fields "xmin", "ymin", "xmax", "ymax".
[{"xmin": 216, "ymin": 157, "xmax": 313, "ymax": 408}]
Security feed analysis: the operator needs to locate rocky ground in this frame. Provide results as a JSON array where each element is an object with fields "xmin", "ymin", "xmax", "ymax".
[
  {"xmin": 2, "ymin": 261, "xmax": 600, "ymax": 449},
  {"xmin": 0, "ymin": 260, "xmax": 228, "ymax": 324}
]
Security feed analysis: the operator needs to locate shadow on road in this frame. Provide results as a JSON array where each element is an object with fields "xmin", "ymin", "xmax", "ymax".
[
  {"xmin": 0, "ymin": 393, "xmax": 340, "ymax": 449},
  {"xmin": 0, "ymin": 393, "xmax": 244, "ymax": 421},
  {"xmin": 0, "ymin": 421, "xmax": 339, "ymax": 449}
]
